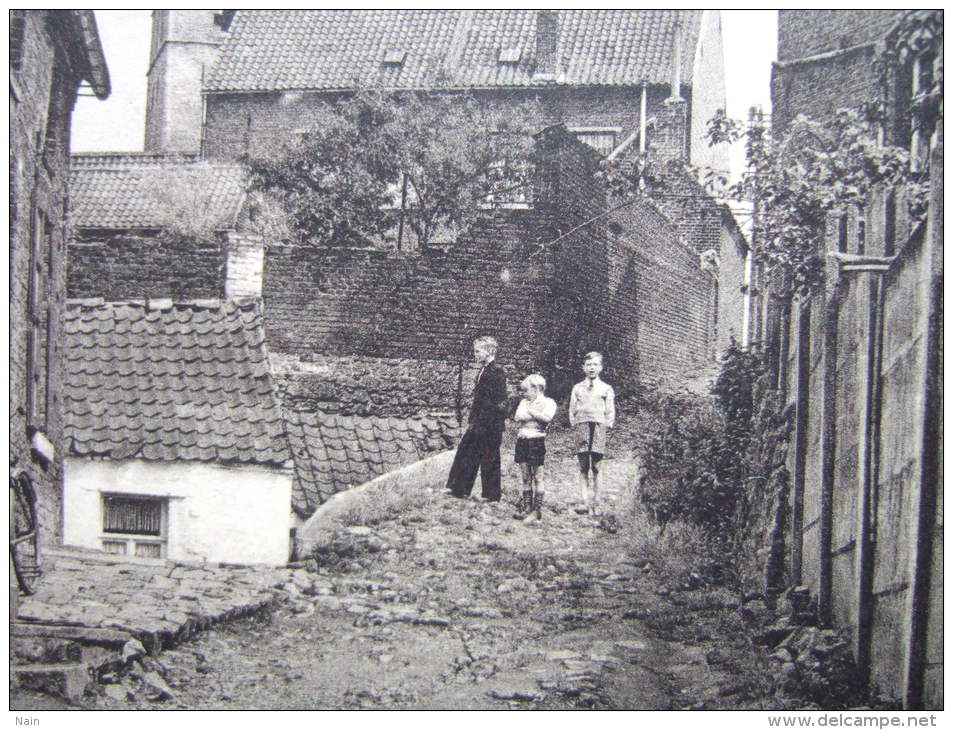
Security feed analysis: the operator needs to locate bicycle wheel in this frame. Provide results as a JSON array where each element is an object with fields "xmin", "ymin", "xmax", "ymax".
[{"xmin": 10, "ymin": 472, "xmax": 40, "ymax": 595}]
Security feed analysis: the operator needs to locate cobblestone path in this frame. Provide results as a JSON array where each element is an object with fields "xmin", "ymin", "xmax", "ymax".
[{"xmin": 80, "ymin": 451, "xmax": 783, "ymax": 710}]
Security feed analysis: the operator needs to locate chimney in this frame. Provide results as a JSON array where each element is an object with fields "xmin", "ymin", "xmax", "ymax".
[
  {"xmin": 225, "ymin": 233, "xmax": 265, "ymax": 299},
  {"xmin": 534, "ymin": 10, "xmax": 558, "ymax": 81}
]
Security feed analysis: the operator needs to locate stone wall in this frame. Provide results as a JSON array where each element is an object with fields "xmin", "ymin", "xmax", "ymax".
[{"xmin": 10, "ymin": 11, "xmax": 79, "ymax": 550}]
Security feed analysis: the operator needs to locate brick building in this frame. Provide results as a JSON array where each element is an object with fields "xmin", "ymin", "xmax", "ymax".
[
  {"xmin": 759, "ymin": 11, "xmax": 943, "ymax": 709},
  {"xmin": 66, "ymin": 10, "xmax": 749, "ymax": 514},
  {"xmin": 144, "ymin": 9, "xmax": 728, "ymax": 179},
  {"xmin": 10, "ymin": 10, "xmax": 110, "ymax": 559}
]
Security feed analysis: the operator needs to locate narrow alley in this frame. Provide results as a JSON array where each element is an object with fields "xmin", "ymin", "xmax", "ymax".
[{"xmin": 13, "ymin": 445, "xmax": 798, "ymax": 711}]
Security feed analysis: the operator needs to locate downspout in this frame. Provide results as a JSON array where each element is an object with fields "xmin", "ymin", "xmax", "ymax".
[
  {"xmin": 790, "ymin": 296, "xmax": 811, "ymax": 584},
  {"xmin": 639, "ymin": 83, "xmax": 647, "ymax": 154}
]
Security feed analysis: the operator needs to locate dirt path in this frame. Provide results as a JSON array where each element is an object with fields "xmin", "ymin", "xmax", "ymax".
[{"xmin": 95, "ymin": 452, "xmax": 784, "ymax": 710}]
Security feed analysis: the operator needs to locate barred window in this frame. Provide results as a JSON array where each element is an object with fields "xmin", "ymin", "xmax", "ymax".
[
  {"xmin": 104, "ymin": 496, "xmax": 163, "ymax": 535},
  {"xmin": 102, "ymin": 495, "xmax": 168, "ymax": 558}
]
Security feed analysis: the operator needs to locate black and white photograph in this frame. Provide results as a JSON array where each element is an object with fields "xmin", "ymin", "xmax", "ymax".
[{"xmin": 9, "ymin": 8, "xmax": 943, "ymax": 717}]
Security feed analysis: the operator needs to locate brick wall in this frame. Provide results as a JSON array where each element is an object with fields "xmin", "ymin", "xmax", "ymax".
[
  {"xmin": 262, "ymin": 128, "xmax": 720, "ymax": 404},
  {"xmin": 68, "ymin": 232, "xmax": 225, "ymax": 300},
  {"xmin": 608, "ymin": 198, "xmax": 716, "ymax": 380},
  {"xmin": 272, "ymin": 352, "xmax": 466, "ymax": 419},
  {"xmin": 10, "ymin": 11, "xmax": 82, "ymax": 550},
  {"xmin": 772, "ymin": 11, "xmax": 905, "ymax": 134},
  {"xmin": 715, "ymin": 215, "xmax": 749, "ymax": 352},
  {"xmin": 777, "ymin": 10, "xmax": 904, "ymax": 62},
  {"xmin": 202, "ymin": 85, "xmax": 683, "ymax": 163}
]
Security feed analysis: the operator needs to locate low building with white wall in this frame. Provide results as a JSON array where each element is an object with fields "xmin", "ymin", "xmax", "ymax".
[{"xmin": 62, "ymin": 297, "xmax": 293, "ymax": 566}]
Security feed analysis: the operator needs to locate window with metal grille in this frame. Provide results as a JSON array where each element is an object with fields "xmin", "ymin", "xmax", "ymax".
[
  {"xmin": 103, "ymin": 496, "xmax": 164, "ymax": 535},
  {"xmin": 101, "ymin": 495, "xmax": 168, "ymax": 558}
]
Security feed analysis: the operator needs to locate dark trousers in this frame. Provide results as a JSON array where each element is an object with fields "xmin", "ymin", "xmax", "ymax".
[{"xmin": 446, "ymin": 426, "xmax": 502, "ymax": 500}]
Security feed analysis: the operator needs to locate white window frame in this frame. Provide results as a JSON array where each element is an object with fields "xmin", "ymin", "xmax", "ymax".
[
  {"xmin": 100, "ymin": 493, "xmax": 169, "ymax": 559},
  {"xmin": 568, "ymin": 126, "xmax": 623, "ymax": 157}
]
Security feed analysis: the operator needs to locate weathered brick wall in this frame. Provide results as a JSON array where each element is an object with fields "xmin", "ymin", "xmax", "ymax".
[
  {"xmin": 271, "ymin": 352, "xmax": 467, "ymax": 419},
  {"xmin": 263, "ymin": 130, "xmax": 719, "ymax": 404},
  {"xmin": 608, "ymin": 198, "xmax": 716, "ymax": 382},
  {"xmin": 262, "ymin": 213, "xmax": 548, "ymax": 378},
  {"xmin": 772, "ymin": 11, "xmax": 905, "ymax": 134},
  {"xmin": 772, "ymin": 46, "xmax": 881, "ymax": 135},
  {"xmin": 777, "ymin": 10, "xmax": 904, "ymax": 62},
  {"xmin": 10, "ymin": 11, "xmax": 80, "ymax": 550},
  {"xmin": 202, "ymin": 86, "xmax": 681, "ymax": 162},
  {"xmin": 68, "ymin": 232, "xmax": 225, "ymax": 300}
]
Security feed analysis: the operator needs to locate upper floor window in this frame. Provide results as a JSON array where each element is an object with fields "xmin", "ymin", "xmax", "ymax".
[{"xmin": 569, "ymin": 127, "xmax": 622, "ymax": 157}]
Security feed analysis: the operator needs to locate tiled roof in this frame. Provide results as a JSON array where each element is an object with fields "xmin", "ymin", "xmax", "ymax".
[
  {"xmin": 204, "ymin": 10, "xmax": 701, "ymax": 93},
  {"xmin": 63, "ymin": 298, "xmax": 291, "ymax": 467},
  {"xmin": 69, "ymin": 154, "xmax": 246, "ymax": 230},
  {"xmin": 285, "ymin": 408, "xmax": 458, "ymax": 516}
]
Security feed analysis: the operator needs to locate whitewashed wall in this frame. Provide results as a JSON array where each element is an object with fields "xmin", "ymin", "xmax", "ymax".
[{"xmin": 63, "ymin": 457, "xmax": 293, "ymax": 566}]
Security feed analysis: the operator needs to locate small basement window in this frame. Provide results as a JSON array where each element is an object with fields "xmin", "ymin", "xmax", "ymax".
[
  {"xmin": 382, "ymin": 49, "xmax": 406, "ymax": 66},
  {"xmin": 498, "ymin": 48, "xmax": 521, "ymax": 64},
  {"xmin": 101, "ymin": 494, "xmax": 167, "ymax": 558}
]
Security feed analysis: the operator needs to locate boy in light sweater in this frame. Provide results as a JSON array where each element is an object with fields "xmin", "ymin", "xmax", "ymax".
[{"xmin": 569, "ymin": 352, "xmax": 615, "ymax": 516}]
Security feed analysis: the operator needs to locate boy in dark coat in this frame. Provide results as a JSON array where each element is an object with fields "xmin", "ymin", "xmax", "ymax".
[{"xmin": 445, "ymin": 336, "xmax": 508, "ymax": 502}]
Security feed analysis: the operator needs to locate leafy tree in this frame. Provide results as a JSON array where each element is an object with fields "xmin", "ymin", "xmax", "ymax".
[
  {"xmin": 706, "ymin": 106, "xmax": 929, "ymax": 296},
  {"xmin": 244, "ymin": 90, "xmax": 541, "ymax": 249}
]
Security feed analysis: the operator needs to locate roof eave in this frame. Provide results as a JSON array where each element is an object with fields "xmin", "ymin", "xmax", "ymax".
[{"xmin": 73, "ymin": 10, "xmax": 111, "ymax": 99}]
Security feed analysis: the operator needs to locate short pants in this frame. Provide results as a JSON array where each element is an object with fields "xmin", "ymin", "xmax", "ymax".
[
  {"xmin": 574, "ymin": 422, "xmax": 607, "ymax": 454},
  {"xmin": 515, "ymin": 437, "xmax": 546, "ymax": 466}
]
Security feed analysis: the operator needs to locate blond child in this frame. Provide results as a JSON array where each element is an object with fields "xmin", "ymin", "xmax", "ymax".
[
  {"xmin": 511, "ymin": 373, "xmax": 557, "ymax": 524},
  {"xmin": 569, "ymin": 352, "xmax": 615, "ymax": 516}
]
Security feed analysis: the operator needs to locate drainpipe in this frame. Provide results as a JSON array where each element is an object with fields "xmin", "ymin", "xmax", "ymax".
[
  {"xmin": 790, "ymin": 296, "xmax": 811, "ymax": 584},
  {"xmin": 639, "ymin": 83, "xmax": 647, "ymax": 154}
]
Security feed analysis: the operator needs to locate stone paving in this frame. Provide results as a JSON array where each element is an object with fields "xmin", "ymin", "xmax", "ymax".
[{"xmin": 16, "ymin": 549, "xmax": 306, "ymax": 654}]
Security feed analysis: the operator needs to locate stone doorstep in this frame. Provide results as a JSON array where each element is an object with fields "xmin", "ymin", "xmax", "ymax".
[{"xmin": 11, "ymin": 662, "xmax": 92, "ymax": 703}]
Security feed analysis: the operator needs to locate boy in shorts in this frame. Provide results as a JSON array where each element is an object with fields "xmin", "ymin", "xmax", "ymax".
[
  {"xmin": 569, "ymin": 352, "xmax": 615, "ymax": 516},
  {"xmin": 511, "ymin": 373, "xmax": 557, "ymax": 525}
]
